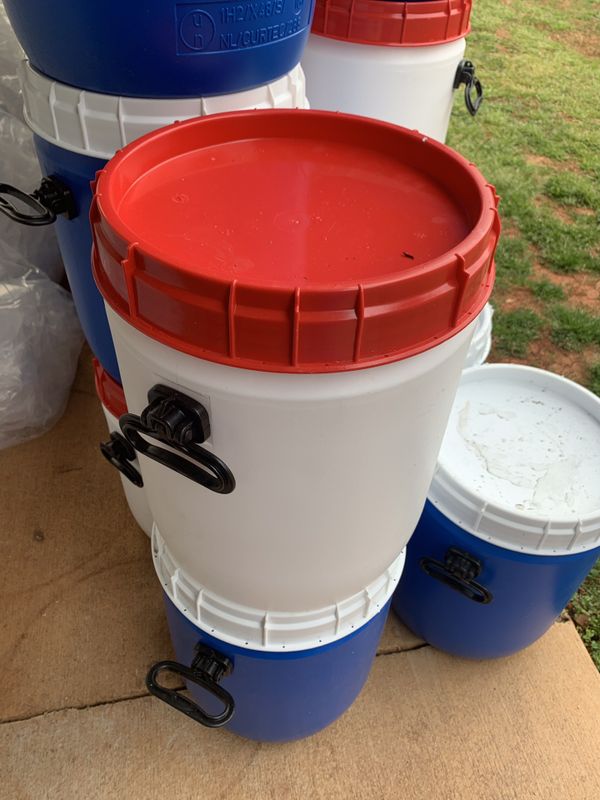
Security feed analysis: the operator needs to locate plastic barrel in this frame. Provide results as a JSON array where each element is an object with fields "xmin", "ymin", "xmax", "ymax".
[
  {"xmin": 393, "ymin": 364, "xmax": 600, "ymax": 659},
  {"xmin": 33, "ymin": 139, "xmax": 120, "ymax": 377},
  {"xmin": 93, "ymin": 359, "xmax": 153, "ymax": 537},
  {"xmin": 12, "ymin": 63, "xmax": 307, "ymax": 380},
  {"xmin": 302, "ymin": 0, "xmax": 482, "ymax": 142},
  {"xmin": 148, "ymin": 537, "xmax": 405, "ymax": 741},
  {"xmin": 91, "ymin": 109, "xmax": 499, "ymax": 614},
  {"xmin": 4, "ymin": 0, "xmax": 316, "ymax": 98},
  {"xmin": 464, "ymin": 303, "xmax": 493, "ymax": 368},
  {"xmin": 159, "ymin": 594, "xmax": 392, "ymax": 742},
  {"xmin": 393, "ymin": 501, "xmax": 600, "ymax": 659}
]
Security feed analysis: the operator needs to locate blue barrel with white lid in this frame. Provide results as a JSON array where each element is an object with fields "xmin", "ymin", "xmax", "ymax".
[
  {"xmin": 148, "ymin": 529, "xmax": 405, "ymax": 741},
  {"xmin": 393, "ymin": 364, "xmax": 600, "ymax": 659},
  {"xmin": 0, "ymin": 61, "xmax": 307, "ymax": 380},
  {"xmin": 3, "ymin": 0, "xmax": 315, "ymax": 97}
]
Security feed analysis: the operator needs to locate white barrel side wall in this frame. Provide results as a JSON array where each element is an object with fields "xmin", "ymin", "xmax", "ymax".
[
  {"xmin": 108, "ymin": 306, "xmax": 476, "ymax": 612},
  {"xmin": 301, "ymin": 36, "xmax": 467, "ymax": 142},
  {"xmin": 464, "ymin": 303, "xmax": 493, "ymax": 369},
  {"xmin": 101, "ymin": 405, "xmax": 153, "ymax": 537}
]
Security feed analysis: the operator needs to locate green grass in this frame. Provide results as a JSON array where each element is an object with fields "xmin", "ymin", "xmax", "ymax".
[
  {"xmin": 530, "ymin": 279, "xmax": 566, "ymax": 303},
  {"xmin": 448, "ymin": 0, "xmax": 600, "ymax": 275},
  {"xmin": 494, "ymin": 235, "xmax": 533, "ymax": 287},
  {"xmin": 550, "ymin": 306, "xmax": 600, "ymax": 350},
  {"xmin": 544, "ymin": 172, "xmax": 599, "ymax": 209},
  {"xmin": 589, "ymin": 363, "xmax": 600, "ymax": 397},
  {"xmin": 447, "ymin": 0, "xmax": 600, "ymax": 668},
  {"xmin": 493, "ymin": 308, "xmax": 543, "ymax": 358},
  {"xmin": 569, "ymin": 562, "xmax": 600, "ymax": 670}
]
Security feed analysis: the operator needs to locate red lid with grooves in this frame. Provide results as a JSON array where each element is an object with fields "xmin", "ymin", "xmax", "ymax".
[
  {"xmin": 92, "ymin": 109, "xmax": 499, "ymax": 374},
  {"xmin": 93, "ymin": 357, "xmax": 127, "ymax": 418},
  {"xmin": 311, "ymin": 0, "xmax": 472, "ymax": 47}
]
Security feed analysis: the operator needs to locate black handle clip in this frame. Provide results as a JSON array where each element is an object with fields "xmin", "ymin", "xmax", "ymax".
[
  {"xmin": 453, "ymin": 60, "xmax": 483, "ymax": 116},
  {"xmin": 421, "ymin": 547, "xmax": 492, "ymax": 604},
  {"xmin": 146, "ymin": 644, "xmax": 235, "ymax": 728},
  {"xmin": 100, "ymin": 432, "xmax": 144, "ymax": 487},
  {"xmin": 120, "ymin": 384, "xmax": 235, "ymax": 494},
  {"xmin": 0, "ymin": 176, "xmax": 76, "ymax": 225}
]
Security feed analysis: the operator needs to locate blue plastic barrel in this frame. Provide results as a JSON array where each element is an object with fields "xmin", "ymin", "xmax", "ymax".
[
  {"xmin": 156, "ymin": 594, "xmax": 390, "ymax": 742},
  {"xmin": 4, "ymin": 0, "xmax": 315, "ymax": 97},
  {"xmin": 393, "ymin": 365, "xmax": 600, "ymax": 659},
  {"xmin": 393, "ymin": 501, "xmax": 600, "ymax": 659},
  {"xmin": 34, "ymin": 137, "xmax": 120, "ymax": 379},
  {"xmin": 147, "ymin": 529, "xmax": 404, "ymax": 740}
]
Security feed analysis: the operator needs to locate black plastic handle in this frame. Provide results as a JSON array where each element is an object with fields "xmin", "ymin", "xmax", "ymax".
[
  {"xmin": 0, "ymin": 176, "xmax": 76, "ymax": 226},
  {"xmin": 100, "ymin": 432, "xmax": 144, "ymax": 487},
  {"xmin": 420, "ymin": 547, "xmax": 492, "ymax": 604},
  {"xmin": 146, "ymin": 645, "xmax": 235, "ymax": 729},
  {"xmin": 120, "ymin": 384, "xmax": 235, "ymax": 494},
  {"xmin": 0, "ymin": 182, "xmax": 56, "ymax": 225},
  {"xmin": 453, "ymin": 59, "xmax": 483, "ymax": 116}
]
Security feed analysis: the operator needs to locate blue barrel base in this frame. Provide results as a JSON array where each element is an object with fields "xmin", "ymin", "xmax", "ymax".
[
  {"xmin": 391, "ymin": 604, "xmax": 557, "ymax": 662},
  {"xmin": 392, "ymin": 501, "xmax": 600, "ymax": 661},
  {"xmin": 163, "ymin": 595, "xmax": 390, "ymax": 742}
]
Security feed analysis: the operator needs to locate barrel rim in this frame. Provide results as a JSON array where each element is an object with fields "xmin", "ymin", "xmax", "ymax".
[
  {"xmin": 311, "ymin": 0, "xmax": 472, "ymax": 48},
  {"xmin": 430, "ymin": 363, "xmax": 600, "ymax": 556},
  {"xmin": 20, "ymin": 60, "xmax": 308, "ymax": 162},
  {"xmin": 152, "ymin": 525, "xmax": 405, "ymax": 651},
  {"xmin": 92, "ymin": 108, "xmax": 500, "ymax": 374}
]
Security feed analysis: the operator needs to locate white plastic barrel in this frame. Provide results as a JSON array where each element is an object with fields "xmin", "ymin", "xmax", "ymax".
[
  {"xmin": 108, "ymin": 307, "xmax": 476, "ymax": 610},
  {"xmin": 100, "ymin": 405, "xmax": 153, "ymax": 538},
  {"xmin": 302, "ymin": 0, "xmax": 479, "ymax": 142},
  {"xmin": 465, "ymin": 303, "xmax": 493, "ymax": 368},
  {"xmin": 92, "ymin": 110, "xmax": 500, "ymax": 614},
  {"xmin": 93, "ymin": 359, "xmax": 153, "ymax": 537}
]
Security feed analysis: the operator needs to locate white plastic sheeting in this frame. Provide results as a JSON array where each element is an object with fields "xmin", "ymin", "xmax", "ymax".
[
  {"xmin": 0, "ymin": 7, "xmax": 63, "ymax": 280},
  {"xmin": 0, "ymin": 255, "xmax": 82, "ymax": 449},
  {"xmin": 0, "ymin": 4, "xmax": 82, "ymax": 450}
]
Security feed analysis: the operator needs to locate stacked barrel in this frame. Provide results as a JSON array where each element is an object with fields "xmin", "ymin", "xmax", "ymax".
[
  {"xmin": 89, "ymin": 108, "xmax": 499, "ymax": 739},
  {"xmin": 29, "ymin": 0, "xmax": 600, "ymax": 744},
  {"xmin": 1, "ymin": 0, "xmax": 313, "ymax": 539},
  {"xmin": 1, "ymin": 0, "xmax": 597, "ymax": 746}
]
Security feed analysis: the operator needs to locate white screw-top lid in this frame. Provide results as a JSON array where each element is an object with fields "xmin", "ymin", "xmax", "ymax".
[
  {"xmin": 19, "ymin": 60, "xmax": 307, "ymax": 161},
  {"xmin": 430, "ymin": 364, "xmax": 600, "ymax": 556},
  {"xmin": 152, "ymin": 525, "xmax": 404, "ymax": 652}
]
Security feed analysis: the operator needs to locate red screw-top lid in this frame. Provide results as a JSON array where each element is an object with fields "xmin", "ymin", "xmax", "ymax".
[
  {"xmin": 311, "ymin": 0, "xmax": 472, "ymax": 47},
  {"xmin": 92, "ymin": 109, "xmax": 499, "ymax": 375},
  {"xmin": 92, "ymin": 357, "xmax": 127, "ymax": 418}
]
